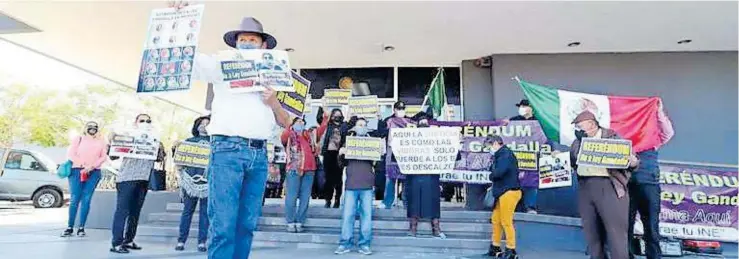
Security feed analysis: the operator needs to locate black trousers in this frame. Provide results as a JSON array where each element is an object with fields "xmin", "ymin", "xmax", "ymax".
[
  {"xmin": 111, "ymin": 180, "xmax": 149, "ymax": 246},
  {"xmin": 322, "ymin": 151, "xmax": 342, "ymax": 202},
  {"xmin": 628, "ymin": 183, "xmax": 662, "ymax": 259}
]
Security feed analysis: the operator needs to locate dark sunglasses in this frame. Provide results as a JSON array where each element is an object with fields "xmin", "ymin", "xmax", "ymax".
[{"xmin": 138, "ymin": 119, "xmax": 152, "ymax": 123}]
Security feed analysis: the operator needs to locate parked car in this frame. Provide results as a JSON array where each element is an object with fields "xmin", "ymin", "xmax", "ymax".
[{"xmin": 0, "ymin": 149, "xmax": 69, "ymax": 208}]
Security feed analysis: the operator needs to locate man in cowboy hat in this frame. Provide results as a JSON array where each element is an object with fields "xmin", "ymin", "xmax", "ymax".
[
  {"xmin": 569, "ymin": 111, "xmax": 639, "ymax": 259},
  {"xmin": 170, "ymin": 2, "xmax": 292, "ymax": 258}
]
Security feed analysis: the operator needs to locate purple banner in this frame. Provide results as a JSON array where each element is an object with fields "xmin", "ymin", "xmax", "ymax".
[
  {"xmin": 430, "ymin": 120, "xmax": 552, "ymax": 187},
  {"xmin": 655, "ymin": 164, "xmax": 738, "ymax": 242}
]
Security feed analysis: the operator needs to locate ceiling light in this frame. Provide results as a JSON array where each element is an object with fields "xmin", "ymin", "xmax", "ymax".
[
  {"xmin": 567, "ymin": 42, "xmax": 581, "ymax": 47},
  {"xmin": 677, "ymin": 39, "xmax": 692, "ymax": 45},
  {"xmin": 285, "ymin": 48, "xmax": 295, "ymax": 52},
  {"xmin": 383, "ymin": 45, "xmax": 395, "ymax": 52}
]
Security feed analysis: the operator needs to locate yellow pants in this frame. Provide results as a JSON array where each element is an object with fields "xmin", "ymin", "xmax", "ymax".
[{"xmin": 491, "ymin": 190, "xmax": 522, "ymax": 249}]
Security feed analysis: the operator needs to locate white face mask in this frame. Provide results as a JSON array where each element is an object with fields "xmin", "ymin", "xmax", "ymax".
[
  {"xmin": 395, "ymin": 110, "xmax": 406, "ymax": 118},
  {"xmin": 139, "ymin": 123, "xmax": 153, "ymax": 131},
  {"xmin": 518, "ymin": 107, "xmax": 529, "ymax": 116}
]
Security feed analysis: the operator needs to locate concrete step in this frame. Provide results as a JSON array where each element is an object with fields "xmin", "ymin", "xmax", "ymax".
[
  {"xmin": 137, "ymin": 224, "xmax": 492, "ymax": 255},
  {"xmin": 164, "ymin": 203, "xmax": 582, "ymax": 226},
  {"xmin": 149, "ymin": 213, "xmax": 493, "ymax": 235}
]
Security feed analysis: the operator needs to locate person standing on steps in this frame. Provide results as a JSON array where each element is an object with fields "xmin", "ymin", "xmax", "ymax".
[
  {"xmin": 281, "ymin": 117, "xmax": 318, "ymax": 233},
  {"xmin": 174, "ymin": 115, "xmax": 211, "ymax": 253},
  {"xmin": 110, "ymin": 114, "xmax": 166, "ymax": 254},
  {"xmin": 504, "ymin": 99, "xmax": 539, "ymax": 214},
  {"xmin": 62, "ymin": 121, "xmax": 108, "ymax": 238},
  {"xmin": 484, "ymin": 135, "xmax": 522, "ymax": 259},
  {"xmin": 170, "ymin": 2, "xmax": 293, "ymax": 258},
  {"xmin": 334, "ymin": 118, "xmax": 376, "ymax": 256},
  {"xmin": 405, "ymin": 112, "xmax": 445, "ymax": 239},
  {"xmin": 571, "ymin": 111, "xmax": 639, "ymax": 259},
  {"xmin": 316, "ymin": 108, "xmax": 349, "ymax": 208},
  {"xmin": 375, "ymin": 101, "xmax": 410, "ymax": 209}
]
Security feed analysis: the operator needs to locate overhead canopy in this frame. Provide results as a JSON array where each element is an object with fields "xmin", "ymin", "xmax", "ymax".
[{"xmin": 0, "ymin": 1, "xmax": 736, "ymax": 112}]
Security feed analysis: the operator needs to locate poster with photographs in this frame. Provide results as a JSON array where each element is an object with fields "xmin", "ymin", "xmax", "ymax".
[
  {"xmin": 137, "ymin": 4, "xmax": 204, "ymax": 93},
  {"xmin": 108, "ymin": 129, "xmax": 161, "ymax": 160},
  {"xmin": 218, "ymin": 49, "xmax": 293, "ymax": 93},
  {"xmin": 538, "ymin": 152, "xmax": 573, "ymax": 189}
]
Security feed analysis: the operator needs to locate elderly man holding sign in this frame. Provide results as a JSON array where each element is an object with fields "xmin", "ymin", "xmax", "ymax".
[
  {"xmin": 170, "ymin": 2, "xmax": 292, "ymax": 258},
  {"xmin": 570, "ymin": 111, "xmax": 639, "ymax": 259}
]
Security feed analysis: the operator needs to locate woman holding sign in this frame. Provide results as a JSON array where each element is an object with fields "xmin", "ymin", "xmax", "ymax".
[
  {"xmin": 316, "ymin": 108, "xmax": 349, "ymax": 208},
  {"xmin": 405, "ymin": 112, "xmax": 446, "ymax": 239},
  {"xmin": 174, "ymin": 115, "xmax": 210, "ymax": 253},
  {"xmin": 280, "ymin": 117, "xmax": 318, "ymax": 233}
]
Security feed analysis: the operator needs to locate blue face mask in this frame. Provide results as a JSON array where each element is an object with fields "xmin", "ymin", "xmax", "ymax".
[
  {"xmin": 354, "ymin": 127, "xmax": 368, "ymax": 136},
  {"xmin": 236, "ymin": 42, "xmax": 261, "ymax": 50},
  {"xmin": 292, "ymin": 124, "xmax": 305, "ymax": 132}
]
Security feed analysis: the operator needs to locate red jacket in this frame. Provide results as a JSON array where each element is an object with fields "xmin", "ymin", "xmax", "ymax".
[{"xmin": 281, "ymin": 129, "xmax": 318, "ymax": 174}]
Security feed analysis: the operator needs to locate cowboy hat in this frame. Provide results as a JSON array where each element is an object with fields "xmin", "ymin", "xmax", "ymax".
[{"xmin": 223, "ymin": 17, "xmax": 277, "ymax": 49}]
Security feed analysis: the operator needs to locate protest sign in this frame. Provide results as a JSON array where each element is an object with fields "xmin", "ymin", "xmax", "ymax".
[
  {"xmin": 576, "ymin": 138, "xmax": 632, "ymax": 168},
  {"xmin": 323, "ymin": 89, "xmax": 352, "ymax": 106},
  {"xmin": 390, "ymin": 127, "xmax": 461, "ymax": 175},
  {"xmin": 218, "ymin": 49, "xmax": 293, "ymax": 93},
  {"xmin": 109, "ymin": 129, "xmax": 160, "ymax": 160},
  {"xmin": 385, "ymin": 117, "xmax": 415, "ymax": 180},
  {"xmin": 513, "ymin": 150, "xmax": 538, "ymax": 171},
  {"xmin": 173, "ymin": 142, "xmax": 210, "ymax": 168},
  {"xmin": 344, "ymin": 137, "xmax": 383, "ymax": 161},
  {"xmin": 348, "ymin": 95, "xmax": 378, "ymax": 118},
  {"xmin": 137, "ymin": 5, "xmax": 204, "ymax": 93},
  {"xmin": 538, "ymin": 152, "xmax": 572, "ymax": 189},
  {"xmin": 430, "ymin": 121, "xmax": 552, "ymax": 186},
  {"xmin": 630, "ymin": 164, "xmax": 738, "ymax": 242},
  {"xmin": 276, "ymin": 71, "xmax": 312, "ymax": 117},
  {"xmin": 440, "ymin": 171, "xmax": 490, "ymax": 184}
]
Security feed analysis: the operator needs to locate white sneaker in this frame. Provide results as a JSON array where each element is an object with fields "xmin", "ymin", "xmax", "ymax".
[
  {"xmin": 286, "ymin": 223, "xmax": 296, "ymax": 233},
  {"xmin": 295, "ymin": 223, "xmax": 304, "ymax": 233},
  {"xmin": 377, "ymin": 204, "xmax": 387, "ymax": 209},
  {"xmin": 334, "ymin": 245, "xmax": 351, "ymax": 254},
  {"xmin": 358, "ymin": 246, "xmax": 373, "ymax": 255},
  {"xmin": 526, "ymin": 210, "xmax": 538, "ymax": 214}
]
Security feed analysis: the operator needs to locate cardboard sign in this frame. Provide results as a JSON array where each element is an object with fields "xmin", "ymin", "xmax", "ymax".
[
  {"xmin": 513, "ymin": 150, "xmax": 538, "ymax": 171},
  {"xmin": 218, "ymin": 49, "xmax": 293, "ymax": 93},
  {"xmin": 344, "ymin": 136, "xmax": 383, "ymax": 161},
  {"xmin": 323, "ymin": 89, "xmax": 352, "ymax": 106},
  {"xmin": 577, "ymin": 138, "xmax": 632, "ymax": 168},
  {"xmin": 538, "ymin": 152, "xmax": 572, "ymax": 189},
  {"xmin": 390, "ymin": 127, "xmax": 461, "ymax": 175},
  {"xmin": 137, "ymin": 4, "xmax": 204, "ymax": 93},
  {"xmin": 348, "ymin": 95, "xmax": 378, "ymax": 118},
  {"xmin": 173, "ymin": 142, "xmax": 210, "ymax": 168},
  {"xmin": 276, "ymin": 71, "xmax": 312, "ymax": 117},
  {"xmin": 109, "ymin": 129, "xmax": 161, "ymax": 160}
]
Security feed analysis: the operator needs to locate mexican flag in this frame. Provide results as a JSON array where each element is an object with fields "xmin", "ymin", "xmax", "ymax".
[
  {"xmin": 518, "ymin": 79, "xmax": 673, "ymax": 153},
  {"xmin": 422, "ymin": 68, "xmax": 448, "ymax": 119}
]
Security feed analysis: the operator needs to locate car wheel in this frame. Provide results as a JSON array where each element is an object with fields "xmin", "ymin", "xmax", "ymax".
[{"xmin": 33, "ymin": 188, "xmax": 62, "ymax": 208}]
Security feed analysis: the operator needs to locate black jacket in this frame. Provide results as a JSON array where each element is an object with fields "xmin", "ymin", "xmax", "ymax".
[{"xmin": 488, "ymin": 146, "xmax": 521, "ymax": 201}]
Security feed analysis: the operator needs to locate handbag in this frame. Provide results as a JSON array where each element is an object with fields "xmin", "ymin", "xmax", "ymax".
[
  {"xmin": 58, "ymin": 136, "xmax": 83, "ymax": 178},
  {"xmin": 314, "ymin": 157, "xmax": 327, "ymax": 190},
  {"xmin": 483, "ymin": 186, "xmax": 495, "ymax": 208},
  {"xmin": 149, "ymin": 144, "xmax": 167, "ymax": 191},
  {"xmin": 57, "ymin": 160, "xmax": 73, "ymax": 179}
]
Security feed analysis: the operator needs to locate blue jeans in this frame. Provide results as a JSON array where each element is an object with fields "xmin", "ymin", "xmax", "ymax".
[
  {"xmin": 521, "ymin": 186, "xmax": 538, "ymax": 211},
  {"xmin": 628, "ymin": 183, "xmax": 662, "ymax": 259},
  {"xmin": 178, "ymin": 195, "xmax": 209, "ymax": 244},
  {"xmin": 382, "ymin": 178, "xmax": 407, "ymax": 208},
  {"xmin": 111, "ymin": 180, "xmax": 148, "ymax": 246},
  {"xmin": 67, "ymin": 168, "xmax": 101, "ymax": 228},
  {"xmin": 285, "ymin": 170, "xmax": 314, "ymax": 224},
  {"xmin": 339, "ymin": 189, "xmax": 373, "ymax": 248},
  {"xmin": 207, "ymin": 136, "xmax": 268, "ymax": 259}
]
